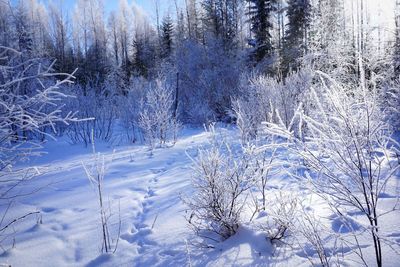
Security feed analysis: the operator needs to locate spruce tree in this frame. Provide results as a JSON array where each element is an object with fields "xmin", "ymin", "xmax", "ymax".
[
  {"xmin": 161, "ymin": 15, "xmax": 174, "ymax": 59},
  {"xmin": 281, "ymin": 0, "xmax": 311, "ymax": 75},
  {"xmin": 247, "ymin": 0, "xmax": 277, "ymax": 63}
]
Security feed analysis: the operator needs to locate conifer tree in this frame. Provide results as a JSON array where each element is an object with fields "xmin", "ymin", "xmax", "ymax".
[
  {"xmin": 281, "ymin": 0, "xmax": 311, "ymax": 75},
  {"xmin": 246, "ymin": 0, "xmax": 277, "ymax": 63},
  {"xmin": 161, "ymin": 14, "xmax": 174, "ymax": 59}
]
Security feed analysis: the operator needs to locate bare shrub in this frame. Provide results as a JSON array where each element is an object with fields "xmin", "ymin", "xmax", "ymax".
[
  {"xmin": 263, "ymin": 68, "xmax": 400, "ymax": 266},
  {"xmin": 66, "ymin": 83, "xmax": 117, "ymax": 146},
  {"xmin": 263, "ymin": 192, "xmax": 298, "ymax": 243},
  {"xmin": 82, "ymin": 136, "xmax": 120, "ymax": 254},
  {"xmin": 233, "ymin": 69, "xmax": 313, "ymax": 143},
  {"xmin": 0, "ymin": 47, "xmax": 78, "ymax": 248},
  {"xmin": 183, "ymin": 129, "xmax": 255, "ymax": 241},
  {"xmin": 138, "ymin": 78, "xmax": 180, "ymax": 149}
]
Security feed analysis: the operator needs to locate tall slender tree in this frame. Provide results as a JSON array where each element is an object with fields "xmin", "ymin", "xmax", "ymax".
[
  {"xmin": 202, "ymin": 0, "xmax": 241, "ymax": 47},
  {"xmin": 281, "ymin": 0, "xmax": 311, "ymax": 75},
  {"xmin": 246, "ymin": 0, "xmax": 277, "ymax": 63},
  {"xmin": 161, "ymin": 14, "xmax": 174, "ymax": 59}
]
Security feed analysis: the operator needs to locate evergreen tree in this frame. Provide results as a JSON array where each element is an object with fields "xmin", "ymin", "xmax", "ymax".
[
  {"xmin": 281, "ymin": 0, "xmax": 311, "ymax": 75},
  {"xmin": 161, "ymin": 14, "xmax": 174, "ymax": 59},
  {"xmin": 246, "ymin": 0, "xmax": 277, "ymax": 63}
]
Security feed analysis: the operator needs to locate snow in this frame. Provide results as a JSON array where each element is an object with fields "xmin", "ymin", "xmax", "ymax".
[{"xmin": 1, "ymin": 126, "xmax": 399, "ymax": 266}]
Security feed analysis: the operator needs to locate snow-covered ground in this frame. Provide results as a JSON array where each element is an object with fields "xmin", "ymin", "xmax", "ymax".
[{"xmin": 1, "ymin": 126, "xmax": 399, "ymax": 266}]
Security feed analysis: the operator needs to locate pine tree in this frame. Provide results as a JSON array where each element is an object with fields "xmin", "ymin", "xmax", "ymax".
[
  {"xmin": 161, "ymin": 14, "xmax": 174, "ymax": 59},
  {"xmin": 281, "ymin": 0, "xmax": 311, "ymax": 75},
  {"xmin": 246, "ymin": 0, "xmax": 277, "ymax": 63}
]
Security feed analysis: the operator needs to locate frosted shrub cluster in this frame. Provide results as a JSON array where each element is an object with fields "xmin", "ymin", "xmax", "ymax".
[{"xmin": 138, "ymin": 79, "xmax": 180, "ymax": 149}]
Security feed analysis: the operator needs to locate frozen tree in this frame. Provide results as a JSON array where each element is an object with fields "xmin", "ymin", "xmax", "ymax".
[
  {"xmin": 184, "ymin": 0, "xmax": 201, "ymax": 40},
  {"xmin": 306, "ymin": 0, "xmax": 354, "ymax": 81},
  {"xmin": 108, "ymin": 11, "xmax": 120, "ymax": 66},
  {"xmin": 71, "ymin": 0, "xmax": 108, "ymax": 82},
  {"xmin": 138, "ymin": 79, "xmax": 180, "ymax": 149},
  {"xmin": 48, "ymin": 0, "xmax": 73, "ymax": 73},
  {"xmin": 184, "ymin": 128, "xmax": 255, "ymax": 241},
  {"xmin": 0, "ymin": 2, "xmax": 12, "ymax": 48},
  {"xmin": 263, "ymin": 69, "xmax": 400, "ymax": 267},
  {"xmin": 0, "ymin": 47, "xmax": 78, "ymax": 245},
  {"xmin": 394, "ymin": 0, "xmax": 400, "ymax": 77},
  {"xmin": 116, "ymin": 0, "xmax": 133, "ymax": 76},
  {"xmin": 202, "ymin": 0, "xmax": 241, "ymax": 47}
]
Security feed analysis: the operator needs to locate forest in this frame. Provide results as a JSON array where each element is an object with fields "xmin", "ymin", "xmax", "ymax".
[{"xmin": 0, "ymin": 0, "xmax": 399, "ymax": 266}]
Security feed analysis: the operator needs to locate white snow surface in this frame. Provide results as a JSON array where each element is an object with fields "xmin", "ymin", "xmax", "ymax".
[{"xmin": 1, "ymin": 126, "xmax": 399, "ymax": 267}]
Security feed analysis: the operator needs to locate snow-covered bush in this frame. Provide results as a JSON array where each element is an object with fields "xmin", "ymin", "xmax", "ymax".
[
  {"xmin": 184, "ymin": 130, "xmax": 255, "ymax": 241},
  {"xmin": 138, "ymin": 78, "xmax": 180, "ymax": 149},
  {"xmin": 278, "ymin": 68, "xmax": 313, "ymax": 129},
  {"xmin": 383, "ymin": 77, "xmax": 400, "ymax": 131},
  {"xmin": 66, "ymin": 83, "xmax": 117, "ymax": 146},
  {"xmin": 118, "ymin": 77, "xmax": 147, "ymax": 143},
  {"xmin": 82, "ymin": 138, "xmax": 120, "ymax": 254},
  {"xmin": 232, "ymin": 74, "xmax": 279, "ymax": 143},
  {"xmin": 263, "ymin": 69, "xmax": 400, "ymax": 267},
  {"xmin": 231, "ymin": 99, "xmax": 260, "ymax": 144},
  {"xmin": 0, "ymin": 47, "xmax": 78, "ymax": 246},
  {"xmin": 176, "ymin": 39, "xmax": 242, "ymax": 123},
  {"xmin": 261, "ymin": 192, "xmax": 298, "ymax": 243},
  {"xmin": 253, "ymin": 148, "xmax": 280, "ymax": 211},
  {"xmin": 0, "ymin": 46, "xmax": 77, "ymax": 185},
  {"xmin": 233, "ymin": 68, "xmax": 313, "ymax": 142}
]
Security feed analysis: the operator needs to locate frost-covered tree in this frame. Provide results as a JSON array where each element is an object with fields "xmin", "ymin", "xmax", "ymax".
[
  {"xmin": 307, "ymin": 0, "xmax": 351, "ymax": 79},
  {"xmin": 48, "ymin": 1, "xmax": 71, "ymax": 72},
  {"xmin": 0, "ymin": 47, "xmax": 78, "ymax": 245},
  {"xmin": 117, "ymin": 0, "xmax": 133, "ymax": 76},
  {"xmin": 202, "ymin": 0, "xmax": 241, "ymax": 47},
  {"xmin": 0, "ymin": 2, "xmax": 12, "ymax": 48},
  {"xmin": 263, "ymin": 69, "xmax": 400, "ymax": 267},
  {"xmin": 184, "ymin": 0, "xmax": 201, "ymax": 40},
  {"xmin": 394, "ymin": 0, "xmax": 400, "ymax": 77},
  {"xmin": 184, "ymin": 128, "xmax": 255, "ymax": 241},
  {"xmin": 138, "ymin": 79, "xmax": 180, "ymax": 149},
  {"xmin": 14, "ymin": 1, "xmax": 34, "ymax": 55}
]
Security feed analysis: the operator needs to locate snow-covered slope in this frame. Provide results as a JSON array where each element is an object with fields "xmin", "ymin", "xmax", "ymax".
[{"xmin": 1, "ymin": 126, "xmax": 399, "ymax": 267}]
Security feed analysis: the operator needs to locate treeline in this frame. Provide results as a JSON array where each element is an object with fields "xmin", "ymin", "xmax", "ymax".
[{"xmin": 0, "ymin": 0, "xmax": 399, "ymax": 129}]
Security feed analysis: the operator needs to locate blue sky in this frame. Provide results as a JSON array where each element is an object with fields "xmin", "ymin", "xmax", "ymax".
[{"xmin": 12, "ymin": 0, "xmax": 182, "ymax": 22}]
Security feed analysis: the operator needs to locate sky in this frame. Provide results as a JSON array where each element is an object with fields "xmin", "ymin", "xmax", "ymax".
[
  {"xmin": 38, "ymin": 0, "xmax": 182, "ymax": 21},
  {"xmin": 10, "ymin": 0, "xmax": 397, "ymax": 33}
]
